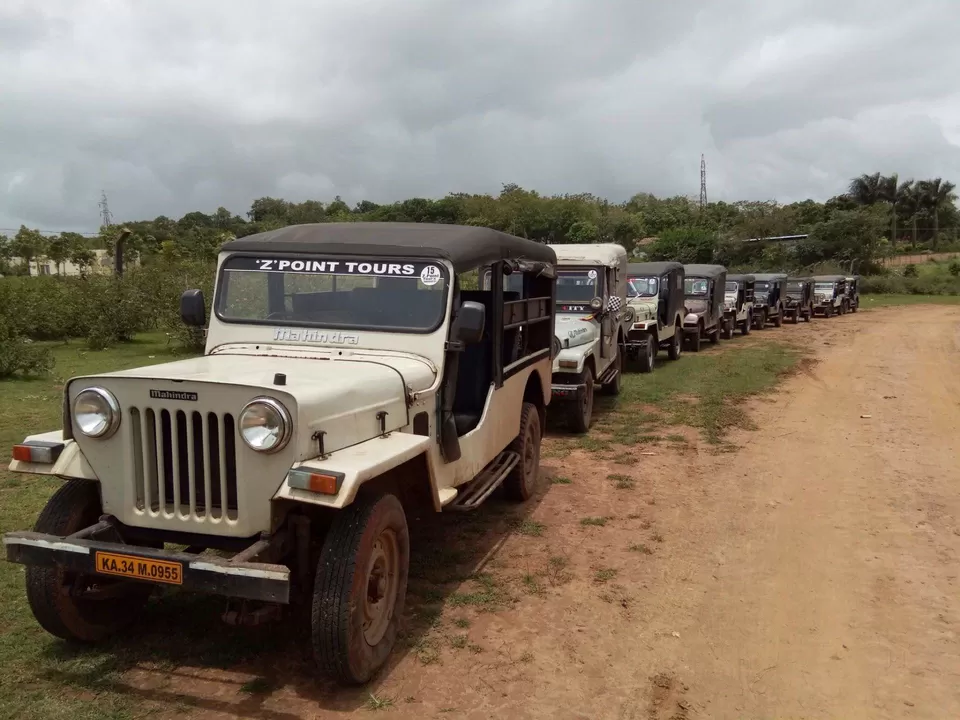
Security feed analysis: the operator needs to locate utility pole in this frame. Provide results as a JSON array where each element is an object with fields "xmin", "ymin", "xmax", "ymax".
[
  {"xmin": 699, "ymin": 154, "xmax": 708, "ymax": 212},
  {"xmin": 99, "ymin": 191, "xmax": 130, "ymax": 276},
  {"xmin": 98, "ymin": 190, "xmax": 113, "ymax": 227}
]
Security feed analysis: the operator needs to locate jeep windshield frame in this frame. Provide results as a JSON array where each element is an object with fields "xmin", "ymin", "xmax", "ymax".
[
  {"xmin": 627, "ymin": 276, "xmax": 658, "ymax": 298},
  {"xmin": 214, "ymin": 252, "xmax": 451, "ymax": 334},
  {"xmin": 556, "ymin": 266, "xmax": 604, "ymax": 307}
]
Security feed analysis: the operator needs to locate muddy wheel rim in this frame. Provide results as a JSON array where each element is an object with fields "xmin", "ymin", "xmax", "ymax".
[{"xmin": 362, "ymin": 529, "xmax": 399, "ymax": 646}]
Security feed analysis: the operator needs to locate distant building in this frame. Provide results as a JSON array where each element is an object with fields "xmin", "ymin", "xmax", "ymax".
[{"xmin": 6, "ymin": 249, "xmax": 139, "ymax": 277}]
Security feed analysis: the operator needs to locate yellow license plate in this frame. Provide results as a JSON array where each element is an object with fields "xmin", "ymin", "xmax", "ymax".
[{"xmin": 94, "ymin": 551, "xmax": 183, "ymax": 585}]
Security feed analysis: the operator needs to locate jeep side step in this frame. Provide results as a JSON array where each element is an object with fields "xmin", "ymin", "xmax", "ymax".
[
  {"xmin": 597, "ymin": 364, "xmax": 619, "ymax": 386},
  {"xmin": 444, "ymin": 451, "xmax": 521, "ymax": 511}
]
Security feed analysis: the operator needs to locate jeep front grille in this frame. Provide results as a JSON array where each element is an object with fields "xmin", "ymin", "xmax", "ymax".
[{"xmin": 130, "ymin": 407, "xmax": 239, "ymax": 522}]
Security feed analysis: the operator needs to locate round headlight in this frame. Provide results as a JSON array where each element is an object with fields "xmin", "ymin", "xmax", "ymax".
[
  {"xmin": 239, "ymin": 398, "xmax": 292, "ymax": 453},
  {"xmin": 74, "ymin": 387, "xmax": 120, "ymax": 438}
]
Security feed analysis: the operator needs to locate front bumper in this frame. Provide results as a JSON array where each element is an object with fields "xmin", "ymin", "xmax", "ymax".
[
  {"xmin": 3, "ymin": 527, "xmax": 291, "ymax": 603},
  {"xmin": 551, "ymin": 382, "xmax": 586, "ymax": 402}
]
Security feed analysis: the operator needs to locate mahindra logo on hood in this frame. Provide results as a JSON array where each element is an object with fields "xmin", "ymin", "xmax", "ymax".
[{"xmin": 149, "ymin": 390, "xmax": 198, "ymax": 402}]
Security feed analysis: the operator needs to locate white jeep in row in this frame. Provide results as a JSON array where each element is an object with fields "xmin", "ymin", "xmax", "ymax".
[{"xmin": 4, "ymin": 223, "xmax": 559, "ymax": 686}]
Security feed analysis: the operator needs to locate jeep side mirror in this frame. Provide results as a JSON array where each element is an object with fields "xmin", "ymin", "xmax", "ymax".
[
  {"xmin": 455, "ymin": 301, "xmax": 485, "ymax": 345},
  {"xmin": 589, "ymin": 297, "xmax": 603, "ymax": 312},
  {"xmin": 180, "ymin": 289, "xmax": 206, "ymax": 327}
]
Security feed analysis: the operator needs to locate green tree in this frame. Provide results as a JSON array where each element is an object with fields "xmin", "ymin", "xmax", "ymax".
[
  {"xmin": 11, "ymin": 226, "xmax": 45, "ymax": 275},
  {"xmin": 647, "ymin": 228, "xmax": 718, "ymax": 264},
  {"xmin": 847, "ymin": 172, "xmax": 884, "ymax": 205},
  {"xmin": 45, "ymin": 234, "xmax": 71, "ymax": 274},
  {"xmin": 924, "ymin": 178, "xmax": 957, "ymax": 248}
]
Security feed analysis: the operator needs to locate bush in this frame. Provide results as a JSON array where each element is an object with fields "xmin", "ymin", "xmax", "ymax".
[
  {"xmin": 948, "ymin": 260, "xmax": 960, "ymax": 277},
  {"xmin": 0, "ymin": 317, "xmax": 53, "ymax": 378},
  {"xmin": 861, "ymin": 273, "xmax": 960, "ymax": 296},
  {"xmin": 0, "ymin": 261, "xmax": 214, "ymax": 350},
  {"xmin": 902, "ymin": 264, "xmax": 918, "ymax": 277}
]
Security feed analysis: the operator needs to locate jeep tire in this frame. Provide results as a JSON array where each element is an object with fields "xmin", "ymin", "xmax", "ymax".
[
  {"xmin": 25, "ymin": 479, "xmax": 153, "ymax": 644},
  {"xmin": 505, "ymin": 402, "xmax": 542, "ymax": 501},
  {"xmin": 709, "ymin": 325, "xmax": 720, "ymax": 344},
  {"xmin": 637, "ymin": 335, "xmax": 655, "ymax": 373},
  {"xmin": 740, "ymin": 317, "xmax": 751, "ymax": 335},
  {"xmin": 313, "ymin": 492, "xmax": 410, "ymax": 685},
  {"xmin": 773, "ymin": 306, "xmax": 783, "ymax": 327},
  {"xmin": 721, "ymin": 317, "xmax": 733, "ymax": 340},
  {"xmin": 667, "ymin": 325, "xmax": 682, "ymax": 360},
  {"xmin": 568, "ymin": 366, "xmax": 594, "ymax": 434},
  {"xmin": 687, "ymin": 327, "xmax": 701, "ymax": 353}
]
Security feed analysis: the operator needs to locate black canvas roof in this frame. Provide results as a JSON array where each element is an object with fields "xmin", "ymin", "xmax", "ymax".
[
  {"xmin": 727, "ymin": 273, "xmax": 755, "ymax": 283},
  {"xmin": 627, "ymin": 261, "xmax": 683, "ymax": 275},
  {"xmin": 811, "ymin": 274, "xmax": 847, "ymax": 281},
  {"xmin": 787, "ymin": 277, "xmax": 813, "ymax": 282},
  {"xmin": 752, "ymin": 272, "xmax": 788, "ymax": 281},
  {"xmin": 684, "ymin": 263, "xmax": 727, "ymax": 278},
  {"xmin": 220, "ymin": 222, "xmax": 556, "ymax": 273}
]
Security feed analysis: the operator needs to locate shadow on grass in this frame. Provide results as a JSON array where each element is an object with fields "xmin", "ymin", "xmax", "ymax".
[{"xmin": 37, "ymin": 484, "xmax": 550, "ymax": 718}]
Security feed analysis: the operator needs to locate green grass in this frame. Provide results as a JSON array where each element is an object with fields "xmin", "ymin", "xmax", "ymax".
[
  {"xmin": 616, "ymin": 341, "xmax": 804, "ymax": 444},
  {"xmin": 551, "ymin": 475, "xmax": 572, "ymax": 485},
  {"xmin": 514, "ymin": 519, "xmax": 545, "ymax": 537},
  {"xmin": 580, "ymin": 516, "xmax": 609, "ymax": 527},
  {"xmin": 0, "ymin": 333, "xmax": 207, "ymax": 720},
  {"xmin": 860, "ymin": 293, "xmax": 960, "ymax": 308}
]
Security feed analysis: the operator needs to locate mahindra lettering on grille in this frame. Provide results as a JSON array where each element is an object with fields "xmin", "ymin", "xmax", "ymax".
[{"xmin": 129, "ymin": 405, "xmax": 239, "ymax": 524}]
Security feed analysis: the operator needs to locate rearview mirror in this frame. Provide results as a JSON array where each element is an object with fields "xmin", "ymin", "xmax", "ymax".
[
  {"xmin": 180, "ymin": 289, "xmax": 206, "ymax": 327},
  {"xmin": 455, "ymin": 301, "xmax": 485, "ymax": 345}
]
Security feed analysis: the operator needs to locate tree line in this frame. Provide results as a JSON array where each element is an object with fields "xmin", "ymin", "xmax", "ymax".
[{"xmin": 1, "ymin": 174, "xmax": 956, "ymax": 277}]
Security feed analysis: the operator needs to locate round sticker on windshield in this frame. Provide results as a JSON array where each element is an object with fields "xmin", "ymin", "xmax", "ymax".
[
  {"xmin": 588, "ymin": 269, "xmax": 597, "ymax": 279},
  {"xmin": 420, "ymin": 265, "xmax": 442, "ymax": 286}
]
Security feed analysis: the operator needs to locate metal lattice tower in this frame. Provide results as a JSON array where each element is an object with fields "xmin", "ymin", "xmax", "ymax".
[
  {"xmin": 699, "ymin": 154, "xmax": 707, "ymax": 210},
  {"xmin": 98, "ymin": 190, "xmax": 113, "ymax": 227}
]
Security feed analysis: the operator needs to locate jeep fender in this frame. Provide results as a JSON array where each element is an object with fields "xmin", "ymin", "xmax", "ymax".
[
  {"xmin": 272, "ymin": 433, "xmax": 436, "ymax": 510},
  {"xmin": 8, "ymin": 430, "xmax": 96, "ymax": 481},
  {"xmin": 552, "ymin": 338, "xmax": 600, "ymax": 375}
]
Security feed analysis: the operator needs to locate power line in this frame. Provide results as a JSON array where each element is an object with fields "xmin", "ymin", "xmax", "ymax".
[{"xmin": 0, "ymin": 228, "xmax": 100, "ymax": 236}]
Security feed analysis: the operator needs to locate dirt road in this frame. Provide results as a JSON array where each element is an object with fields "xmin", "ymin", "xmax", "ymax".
[{"xmin": 135, "ymin": 305, "xmax": 960, "ymax": 719}]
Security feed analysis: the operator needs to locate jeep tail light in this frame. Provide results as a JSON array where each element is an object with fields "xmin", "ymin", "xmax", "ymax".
[
  {"xmin": 287, "ymin": 468, "xmax": 344, "ymax": 495},
  {"xmin": 12, "ymin": 441, "xmax": 64, "ymax": 464}
]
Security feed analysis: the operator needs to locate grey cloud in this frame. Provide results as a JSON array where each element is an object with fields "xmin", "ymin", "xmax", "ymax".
[{"xmin": 1, "ymin": 0, "xmax": 958, "ymax": 232}]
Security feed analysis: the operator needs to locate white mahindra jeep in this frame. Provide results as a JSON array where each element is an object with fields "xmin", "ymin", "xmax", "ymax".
[
  {"xmin": 623, "ymin": 261, "xmax": 686, "ymax": 372},
  {"xmin": 3, "ymin": 222, "xmax": 558, "ymax": 686},
  {"xmin": 723, "ymin": 274, "xmax": 755, "ymax": 336},
  {"xmin": 812, "ymin": 275, "xmax": 849, "ymax": 317},
  {"xmin": 546, "ymin": 243, "xmax": 628, "ymax": 433}
]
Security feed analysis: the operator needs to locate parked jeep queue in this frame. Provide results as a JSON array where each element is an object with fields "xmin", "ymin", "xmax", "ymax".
[{"xmin": 2, "ymin": 223, "xmax": 861, "ymax": 688}]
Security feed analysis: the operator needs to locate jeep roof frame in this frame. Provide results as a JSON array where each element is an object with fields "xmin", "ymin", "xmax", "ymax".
[
  {"xmin": 752, "ymin": 272, "xmax": 788, "ymax": 281},
  {"xmin": 811, "ymin": 274, "xmax": 847, "ymax": 282},
  {"xmin": 627, "ymin": 261, "xmax": 684, "ymax": 276},
  {"xmin": 550, "ymin": 243, "xmax": 626, "ymax": 268},
  {"xmin": 727, "ymin": 273, "xmax": 756, "ymax": 283},
  {"xmin": 221, "ymin": 222, "xmax": 556, "ymax": 273}
]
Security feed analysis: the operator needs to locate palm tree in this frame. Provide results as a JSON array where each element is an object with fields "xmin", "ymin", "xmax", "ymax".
[
  {"xmin": 848, "ymin": 173, "xmax": 884, "ymax": 205},
  {"xmin": 902, "ymin": 182, "xmax": 931, "ymax": 246},
  {"xmin": 925, "ymin": 178, "xmax": 958, "ymax": 248},
  {"xmin": 879, "ymin": 174, "xmax": 913, "ymax": 245}
]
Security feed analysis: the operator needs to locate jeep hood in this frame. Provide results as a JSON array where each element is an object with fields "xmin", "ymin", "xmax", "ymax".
[
  {"xmin": 554, "ymin": 314, "xmax": 599, "ymax": 350},
  {"xmin": 626, "ymin": 297, "xmax": 657, "ymax": 321},
  {"xmin": 81, "ymin": 353, "xmax": 435, "ymax": 457}
]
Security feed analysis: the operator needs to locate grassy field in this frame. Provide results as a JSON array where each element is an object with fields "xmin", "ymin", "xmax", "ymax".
[
  {"xmin": 0, "ymin": 331, "xmax": 803, "ymax": 719},
  {"xmin": 860, "ymin": 293, "xmax": 960, "ymax": 308}
]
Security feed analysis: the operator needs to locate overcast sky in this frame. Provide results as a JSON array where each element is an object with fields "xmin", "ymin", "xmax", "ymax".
[{"xmin": 2, "ymin": 0, "xmax": 959, "ymax": 232}]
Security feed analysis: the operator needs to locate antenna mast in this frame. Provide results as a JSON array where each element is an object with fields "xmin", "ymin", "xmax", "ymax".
[
  {"xmin": 699, "ymin": 154, "xmax": 707, "ymax": 211},
  {"xmin": 98, "ymin": 190, "xmax": 113, "ymax": 227}
]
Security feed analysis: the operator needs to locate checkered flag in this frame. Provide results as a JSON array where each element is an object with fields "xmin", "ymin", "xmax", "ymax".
[{"xmin": 606, "ymin": 296, "xmax": 623, "ymax": 313}]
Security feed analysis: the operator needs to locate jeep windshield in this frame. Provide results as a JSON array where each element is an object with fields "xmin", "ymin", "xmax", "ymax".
[
  {"xmin": 215, "ymin": 255, "xmax": 448, "ymax": 332},
  {"xmin": 725, "ymin": 281, "xmax": 738, "ymax": 292},
  {"xmin": 814, "ymin": 282, "xmax": 835, "ymax": 293},
  {"xmin": 684, "ymin": 278, "xmax": 708, "ymax": 296},
  {"xmin": 754, "ymin": 281, "xmax": 770, "ymax": 292},
  {"xmin": 557, "ymin": 269, "xmax": 600, "ymax": 304},
  {"xmin": 627, "ymin": 276, "xmax": 657, "ymax": 298},
  {"xmin": 786, "ymin": 282, "xmax": 803, "ymax": 294}
]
